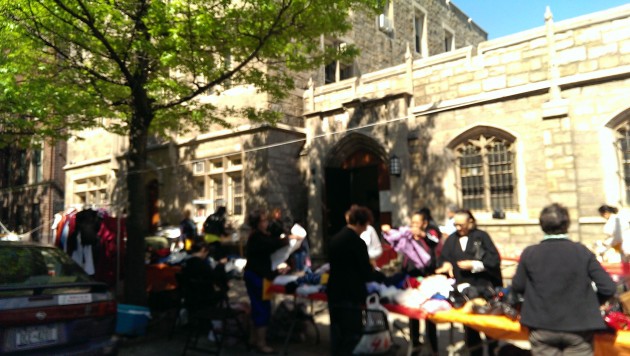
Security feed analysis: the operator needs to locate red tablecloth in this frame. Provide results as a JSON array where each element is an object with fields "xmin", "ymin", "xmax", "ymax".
[
  {"xmin": 602, "ymin": 262, "xmax": 630, "ymax": 279},
  {"xmin": 146, "ymin": 263, "xmax": 181, "ymax": 292},
  {"xmin": 383, "ymin": 303, "xmax": 427, "ymax": 320}
]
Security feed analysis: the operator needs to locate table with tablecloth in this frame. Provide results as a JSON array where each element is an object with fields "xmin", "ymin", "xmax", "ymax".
[
  {"xmin": 269, "ymin": 283, "xmax": 630, "ymax": 355},
  {"xmin": 146, "ymin": 263, "xmax": 181, "ymax": 292},
  {"xmin": 145, "ymin": 263, "xmax": 182, "ymax": 313},
  {"xmin": 421, "ymin": 307, "xmax": 630, "ymax": 356}
]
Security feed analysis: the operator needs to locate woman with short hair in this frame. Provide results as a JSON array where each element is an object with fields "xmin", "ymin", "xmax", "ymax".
[{"xmin": 327, "ymin": 205, "xmax": 379, "ymax": 355}]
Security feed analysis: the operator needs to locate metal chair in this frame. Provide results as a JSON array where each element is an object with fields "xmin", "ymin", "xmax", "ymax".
[
  {"xmin": 178, "ymin": 273, "xmax": 250, "ymax": 355},
  {"xmin": 276, "ymin": 300, "xmax": 321, "ymax": 355}
]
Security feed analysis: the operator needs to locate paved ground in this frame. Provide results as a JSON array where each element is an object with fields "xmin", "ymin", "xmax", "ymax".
[{"xmin": 118, "ymin": 278, "xmax": 529, "ymax": 355}]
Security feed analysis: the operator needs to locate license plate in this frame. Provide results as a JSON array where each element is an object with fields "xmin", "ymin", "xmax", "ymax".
[
  {"xmin": 59, "ymin": 293, "xmax": 92, "ymax": 305},
  {"xmin": 15, "ymin": 324, "xmax": 58, "ymax": 349}
]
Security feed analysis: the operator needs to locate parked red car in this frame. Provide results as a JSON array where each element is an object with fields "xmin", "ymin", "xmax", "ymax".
[{"xmin": 0, "ymin": 242, "xmax": 117, "ymax": 355}]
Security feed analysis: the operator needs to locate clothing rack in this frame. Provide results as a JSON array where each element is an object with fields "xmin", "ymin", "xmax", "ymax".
[{"xmin": 57, "ymin": 203, "xmax": 126, "ymax": 296}]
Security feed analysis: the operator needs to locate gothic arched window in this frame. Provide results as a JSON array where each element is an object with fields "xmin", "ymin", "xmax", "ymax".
[
  {"xmin": 615, "ymin": 126, "xmax": 630, "ymax": 204},
  {"xmin": 451, "ymin": 130, "xmax": 517, "ymax": 211}
]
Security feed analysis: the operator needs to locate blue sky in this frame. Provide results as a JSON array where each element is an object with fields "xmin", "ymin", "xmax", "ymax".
[{"xmin": 452, "ymin": 0, "xmax": 630, "ymax": 39}]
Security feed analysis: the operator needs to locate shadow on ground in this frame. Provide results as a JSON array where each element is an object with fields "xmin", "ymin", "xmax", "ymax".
[{"xmin": 119, "ymin": 278, "xmax": 527, "ymax": 356}]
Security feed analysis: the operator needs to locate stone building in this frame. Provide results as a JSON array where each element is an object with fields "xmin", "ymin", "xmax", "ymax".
[
  {"xmin": 0, "ymin": 141, "xmax": 66, "ymax": 243},
  {"xmin": 62, "ymin": 0, "xmax": 486, "ymax": 235},
  {"xmin": 303, "ymin": 4, "xmax": 630, "ymax": 256}
]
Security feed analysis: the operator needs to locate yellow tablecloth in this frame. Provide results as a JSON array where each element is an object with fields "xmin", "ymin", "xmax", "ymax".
[
  {"xmin": 430, "ymin": 309, "xmax": 527, "ymax": 341},
  {"xmin": 428, "ymin": 309, "xmax": 630, "ymax": 356}
]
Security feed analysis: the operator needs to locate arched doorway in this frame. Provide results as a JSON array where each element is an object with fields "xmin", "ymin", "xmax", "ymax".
[{"xmin": 323, "ymin": 134, "xmax": 390, "ymax": 253}]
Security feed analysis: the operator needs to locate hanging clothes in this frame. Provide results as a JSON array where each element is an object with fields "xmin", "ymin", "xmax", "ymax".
[
  {"xmin": 75, "ymin": 209, "xmax": 101, "ymax": 246},
  {"xmin": 67, "ymin": 209, "xmax": 100, "ymax": 254},
  {"xmin": 71, "ymin": 233, "xmax": 96, "ymax": 275},
  {"xmin": 63, "ymin": 208, "xmax": 101, "ymax": 276},
  {"xmin": 55, "ymin": 208, "xmax": 77, "ymax": 249},
  {"xmin": 60, "ymin": 212, "xmax": 77, "ymax": 252},
  {"xmin": 94, "ymin": 215, "xmax": 126, "ymax": 287},
  {"xmin": 51, "ymin": 213, "xmax": 62, "ymax": 245}
]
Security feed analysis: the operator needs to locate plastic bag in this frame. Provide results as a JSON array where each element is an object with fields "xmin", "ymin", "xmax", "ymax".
[
  {"xmin": 270, "ymin": 224, "xmax": 306, "ymax": 270},
  {"xmin": 352, "ymin": 294, "xmax": 392, "ymax": 355}
]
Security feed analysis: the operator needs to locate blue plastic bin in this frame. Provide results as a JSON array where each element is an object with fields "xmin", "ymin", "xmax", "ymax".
[{"xmin": 115, "ymin": 304, "xmax": 151, "ymax": 336}]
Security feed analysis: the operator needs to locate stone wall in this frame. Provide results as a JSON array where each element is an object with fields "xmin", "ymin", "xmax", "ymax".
[
  {"xmin": 304, "ymin": 4, "xmax": 630, "ymax": 254},
  {"xmin": 255, "ymin": 130, "xmax": 307, "ymax": 224},
  {"xmin": 346, "ymin": 0, "xmax": 486, "ymax": 78}
]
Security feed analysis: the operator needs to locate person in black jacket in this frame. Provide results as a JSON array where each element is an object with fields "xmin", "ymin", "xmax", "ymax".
[
  {"xmin": 327, "ymin": 205, "xmax": 379, "ymax": 356},
  {"xmin": 243, "ymin": 209, "xmax": 296, "ymax": 354},
  {"xmin": 203, "ymin": 206, "xmax": 229, "ymax": 261},
  {"xmin": 180, "ymin": 242, "xmax": 223, "ymax": 311},
  {"xmin": 179, "ymin": 209, "xmax": 198, "ymax": 251},
  {"xmin": 267, "ymin": 208, "xmax": 288, "ymax": 239},
  {"xmin": 512, "ymin": 203, "xmax": 616, "ymax": 356},
  {"xmin": 435, "ymin": 209, "xmax": 502, "ymax": 356}
]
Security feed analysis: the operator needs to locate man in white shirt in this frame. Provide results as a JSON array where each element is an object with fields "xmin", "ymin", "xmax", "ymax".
[{"xmin": 360, "ymin": 224, "xmax": 383, "ymax": 262}]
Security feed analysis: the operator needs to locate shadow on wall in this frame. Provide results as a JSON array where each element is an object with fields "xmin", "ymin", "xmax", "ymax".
[
  {"xmin": 157, "ymin": 141, "xmax": 198, "ymax": 225},
  {"xmin": 244, "ymin": 130, "xmax": 307, "ymax": 223},
  {"xmin": 408, "ymin": 113, "xmax": 451, "ymax": 217}
]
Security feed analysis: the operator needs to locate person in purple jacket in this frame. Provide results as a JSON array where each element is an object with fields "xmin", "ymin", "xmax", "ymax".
[
  {"xmin": 382, "ymin": 209, "xmax": 442, "ymax": 354},
  {"xmin": 512, "ymin": 203, "xmax": 616, "ymax": 356}
]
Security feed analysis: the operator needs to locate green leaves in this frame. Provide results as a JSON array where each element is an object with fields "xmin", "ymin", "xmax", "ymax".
[{"xmin": 0, "ymin": 0, "xmax": 380, "ymax": 147}]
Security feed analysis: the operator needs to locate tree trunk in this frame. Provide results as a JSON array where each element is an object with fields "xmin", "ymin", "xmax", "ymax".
[{"xmin": 124, "ymin": 111, "xmax": 151, "ymax": 306}]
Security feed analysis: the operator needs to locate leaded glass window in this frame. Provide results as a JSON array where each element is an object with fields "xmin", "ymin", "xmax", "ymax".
[
  {"xmin": 617, "ymin": 128, "xmax": 630, "ymax": 205},
  {"xmin": 455, "ymin": 135, "xmax": 516, "ymax": 211}
]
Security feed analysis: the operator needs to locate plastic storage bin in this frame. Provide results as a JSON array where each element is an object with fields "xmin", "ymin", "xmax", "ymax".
[{"xmin": 115, "ymin": 304, "xmax": 151, "ymax": 336}]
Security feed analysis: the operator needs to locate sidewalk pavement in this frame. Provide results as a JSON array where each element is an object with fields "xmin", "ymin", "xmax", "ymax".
[{"xmin": 118, "ymin": 278, "xmax": 527, "ymax": 355}]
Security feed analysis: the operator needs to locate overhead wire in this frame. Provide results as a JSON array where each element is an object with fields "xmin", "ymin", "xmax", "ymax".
[{"xmin": 122, "ymin": 110, "xmax": 416, "ymax": 177}]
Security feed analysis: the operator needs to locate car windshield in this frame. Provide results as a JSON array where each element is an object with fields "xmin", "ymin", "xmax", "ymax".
[{"xmin": 0, "ymin": 245, "xmax": 92, "ymax": 288}]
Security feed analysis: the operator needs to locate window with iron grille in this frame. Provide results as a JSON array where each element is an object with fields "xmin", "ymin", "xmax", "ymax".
[
  {"xmin": 454, "ymin": 134, "xmax": 516, "ymax": 211},
  {"xmin": 616, "ymin": 128, "xmax": 630, "ymax": 205}
]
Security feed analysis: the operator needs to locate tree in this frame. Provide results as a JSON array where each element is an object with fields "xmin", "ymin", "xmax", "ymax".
[{"xmin": 0, "ymin": 0, "xmax": 379, "ymax": 305}]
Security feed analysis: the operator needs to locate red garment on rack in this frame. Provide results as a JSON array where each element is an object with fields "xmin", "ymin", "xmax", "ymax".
[{"xmin": 94, "ymin": 216, "xmax": 126, "ymax": 287}]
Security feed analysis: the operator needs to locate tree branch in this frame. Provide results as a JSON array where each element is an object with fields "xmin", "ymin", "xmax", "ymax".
[
  {"xmin": 156, "ymin": 0, "xmax": 295, "ymax": 110},
  {"xmin": 51, "ymin": 0, "xmax": 134, "ymax": 84}
]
